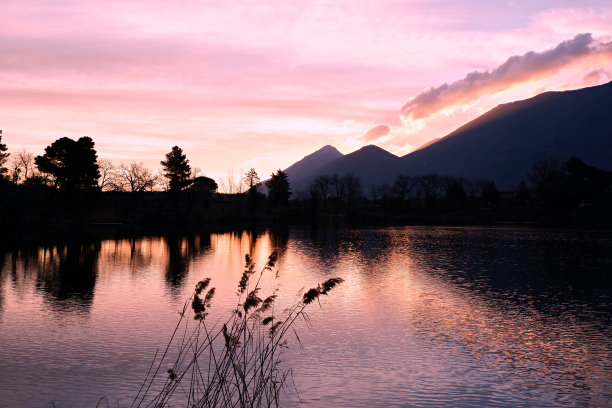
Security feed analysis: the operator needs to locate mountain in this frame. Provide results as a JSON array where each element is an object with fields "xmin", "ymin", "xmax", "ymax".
[
  {"xmin": 291, "ymin": 144, "xmax": 402, "ymax": 193},
  {"xmin": 283, "ymin": 145, "xmax": 343, "ymax": 184},
  {"xmin": 399, "ymin": 81, "xmax": 612, "ymax": 189},
  {"xmin": 286, "ymin": 81, "xmax": 612, "ymax": 193}
]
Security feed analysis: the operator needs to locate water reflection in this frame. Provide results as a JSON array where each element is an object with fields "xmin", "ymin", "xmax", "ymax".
[
  {"xmin": 165, "ymin": 235, "xmax": 212, "ymax": 293},
  {"xmin": 0, "ymin": 241, "xmax": 100, "ymax": 314},
  {"xmin": 0, "ymin": 227, "xmax": 610, "ymax": 407}
]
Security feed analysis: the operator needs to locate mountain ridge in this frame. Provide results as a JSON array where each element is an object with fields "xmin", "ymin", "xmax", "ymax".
[{"xmin": 285, "ymin": 81, "xmax": 612, "ymax": 193}]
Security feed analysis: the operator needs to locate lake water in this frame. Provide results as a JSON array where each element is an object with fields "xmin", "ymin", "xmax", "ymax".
[{"xmin": 1, "ymin": 227, "xmax": 611, "ymax": 407}]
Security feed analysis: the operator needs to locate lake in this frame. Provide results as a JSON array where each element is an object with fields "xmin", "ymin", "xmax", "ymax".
[{"xmin": 1, "ymin": 226, "xmax": 611, "ymax": 407}]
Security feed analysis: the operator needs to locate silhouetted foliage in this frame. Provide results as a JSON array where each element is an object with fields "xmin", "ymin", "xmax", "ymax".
[
  {"xmin": 563, "ymin": 156, "xmax": 612, "ymax": 207},
  {"xmin": 0, "ymin": 130, "xmax": 9, "ymax": 179},
  {"xmin": 266, "ymin": 169, "xmax": 291, "ymax": 206},
  {"xmin": 313, "ymin": 175, "xmax": 332, "ymax": 211},
  {"xmin": 516, "ymin": 180, "xmax": 529, "ymax": 205},
  {"xmin": 481, "ymin": 181, "xmax": 500, "ymax": 207},
  {"xmin": 112, "ymin": 162, "xmax": 159, "ymax": 192},
  {"xmin": 393, "ymin": 175, "xmax": 416, "ymax": 208},
  {"xmin": 34, "ymin": 136, "xmax": 100, "ymax": 191},
  {"xmin": 342, "ymin": 173, "xmax": 362, "ymax": 206},
  {"xmin": 161, "ymin": 146, "xmax": 192, "ymax": 192},
  {"xmin": 244, "ymin": 168, "xmax": 260, "ymax": 209},
  {"xmin": 445, "ymin": 179, "xmax": 466, "ymax": 209},
  {"xmin": 191, "ymin": 176, "xmax": 218, "ymax": 193},
  {"xmin": 243, "ymin": 168, "xmax": 260, "ymax": 190}
]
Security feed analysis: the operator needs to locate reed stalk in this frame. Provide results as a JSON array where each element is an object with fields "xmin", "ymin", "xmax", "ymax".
[{"xmin": 131, "ymin": 251, "xmax": 343, "ymax": 408}]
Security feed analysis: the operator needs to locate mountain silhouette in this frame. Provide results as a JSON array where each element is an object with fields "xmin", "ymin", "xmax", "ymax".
[
  {"xmin": 291, "ymin": 144, "xmax": 402, "ymax": 192},
  {"xmin": 287, "ymin": 81, "xmax": 612, "ymax": 192},
  {"xmin": 399, "ymin": 81, "xmax": 612, "ymax": 188},
  {"xmin": 283, "ymin": 145, "xmax": 343, "ymax": 184}
]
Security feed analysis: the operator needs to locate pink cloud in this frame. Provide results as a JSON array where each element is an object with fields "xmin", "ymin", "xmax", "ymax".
[
  {"xmin": 400, "ymin": 33, "xmax": 612, "ymax": 120},
  {"xmin": 361, "ymin": 125, "xmax": 390, "ymax": 142}
]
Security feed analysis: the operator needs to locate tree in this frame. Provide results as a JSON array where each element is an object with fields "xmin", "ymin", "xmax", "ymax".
[
  {"xmin": 9, "ymin": 150, "xmax": 36, "ymax": 184},
  {"xmin": 34, "ymin": 136, "xmax": 100, "ymax": 191},
  {"xmin": 0, "ymin": 130, "xmax": 9, "ymax": 179},
  {"xmin": 341, "ymin": 173, "xmax": 362, "ymax": 206},
  {"xmin": 97, "ymin": 159, "xmax": 116, "ymax": 191},
  {"xmin": 191, "ymin": 176, "xmax": 218, "ymax": 193},
  {"xmin": 161, "ymin": 146, "xmax": 191, "ymax": 192},
  {"xmin": 313, "ymin": 175, "xmax": 332, "ymax": 211},
  {"xmin": 243, "ymin": 168, "xmax": 260, "ymax": 191},
  {"xmin": 445, "ymin": 178, "xmax": 466, "ymax": 209},
  {"xmin": 112, "ymin": 162, "xmax": 159, "ymax": 192},
  {"xmin": 266, "ymin": 170, "xmax": 291, "ymax": 206},
  {"xmin": 481, "ymin": 181, "xmax": 499, "ymax": 207},
  {"xmin": 393, "ymin": 175, "xmax": 416, "ymax": 209},
  {"xmin": 243, "ymin": 168, "xmax": 260, "ymax": 209}
]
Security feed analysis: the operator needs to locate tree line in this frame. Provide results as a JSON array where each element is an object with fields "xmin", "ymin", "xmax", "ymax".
[
  {"xmin": 0, "ymin": 133, "xmax": 291, "ymax": 203},
  {"xmin": 1, "ymin": 132, "xmax": 610, "ymax": 226}
]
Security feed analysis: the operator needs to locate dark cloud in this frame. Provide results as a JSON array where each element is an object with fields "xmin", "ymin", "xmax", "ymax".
[
  {"xmin": 401, "ymin": 33, "xmax": 612, "ymax": 120},
  {"xmin": 362, "ymin": 124, "xmax": 390, "ymax": 142}
]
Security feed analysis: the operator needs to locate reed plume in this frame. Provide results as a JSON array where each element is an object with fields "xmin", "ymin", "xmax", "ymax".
[{"xmin": 131, "ymin": 251, "xmax": 343, "ymax": 408}]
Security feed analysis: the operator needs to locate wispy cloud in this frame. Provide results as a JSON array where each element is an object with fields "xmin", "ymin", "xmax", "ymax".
[
  {"xmin": 361, "ymin": 125, "xmax": 390, "ymax": 142},
  {"xmin": 400, "ymin": 33, "xmax": 612, "ymax": 120}
]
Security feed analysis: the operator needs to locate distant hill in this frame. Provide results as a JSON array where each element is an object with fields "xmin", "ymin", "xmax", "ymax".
[
  {"xmin": 286, "ymin": 81, "xmax": 612, "ymax": 193},
  {"xmin": 291, "ymin": 144, "xmax": 402, "ymax": 193},
  {"xmin": 399, "ymin": 81, "xmax": 612, "ymax": 189}
]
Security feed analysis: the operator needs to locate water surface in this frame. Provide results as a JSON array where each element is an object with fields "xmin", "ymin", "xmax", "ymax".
[{"xmin": 0, "ymin": 227, "xmax": 611, "ymax": 407}]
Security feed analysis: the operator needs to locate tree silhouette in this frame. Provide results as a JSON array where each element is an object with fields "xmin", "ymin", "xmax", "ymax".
[
  {"xmin": 34, "ymin": 136, "xmax": 100, "ymax": 191},
  {"xmin": 191, "ymin": 176, "xmax": 218, "ymax": 193},
  {"xmin": 0, "ymin": 130, "xmax": 9, "ymax": 179},
  {"xmin": 243, "ymin": 168, "xmax": 260, "ymax": 190},
  {"xmin": 313, "ymin": 175, "xmax": 332, "ymax": 211},
  {"xmin": 114, "ymin": 162, "xmax": 159, "ymax": 192},
  {"xmin": 266, "ymin": 170, "xmax": 291, "ymax": 206},
  {"xmin": 481, "ymin": 181, "xmax": 499, "ymax": 207},
  {"xmin": 161, "ymin": 146, "xmax": 192, "ymax": 193},
  {"xmin": 243, "ymin": 168, "xmax": 260, "ymax": 209}
]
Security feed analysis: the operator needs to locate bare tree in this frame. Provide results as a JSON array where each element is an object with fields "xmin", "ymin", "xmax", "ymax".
[
  {"xmin": 341, "ymin": 173, "xmax": 362, "ymax": 205},
  {"xmin": 313, "ymin": 175, "xmax": 332, "ymax": 210},
  {"xmin": 9, "ymin": 150, "xmax": 35, "ymax": 184},
  {"xmin": 98, "ymin": 159, "xmax": 116, "ymax": 191},
  {"xmin": 113, "ymin": 162, "xmax": 159, "ymax": 192},
  {"xmin": 218, "ymin": 168, "xmax": 244, "ymax": 194}
]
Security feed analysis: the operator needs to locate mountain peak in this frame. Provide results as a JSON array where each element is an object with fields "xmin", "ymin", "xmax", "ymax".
[
  {"xmin": 283, "ymin": 145, "xmax": 344, "ymax": 183},
  {"xmin": 351, "ymin": 144, "xmax": 398, "ymax": 158}
]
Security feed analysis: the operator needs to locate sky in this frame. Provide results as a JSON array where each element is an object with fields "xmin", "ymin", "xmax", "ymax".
[{"xmin": 2, "ymin": 0, "xmax": 611, "ymax": 186}]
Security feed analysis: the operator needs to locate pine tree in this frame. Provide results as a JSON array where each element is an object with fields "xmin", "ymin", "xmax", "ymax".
[
  {"xmin": 161, "ymin": 146, "xmax": 192, "ymax": 192},
  {"xmin": 266, "ymin": 170, "xmax": 291, "ymax": 206}
]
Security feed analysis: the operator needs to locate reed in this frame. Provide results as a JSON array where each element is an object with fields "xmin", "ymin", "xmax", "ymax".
[{"xmin": 130, "ymin": 251, "xmax": 343, "ymax": 408}]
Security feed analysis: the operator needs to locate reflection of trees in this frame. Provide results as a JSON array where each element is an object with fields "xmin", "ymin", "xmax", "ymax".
[
  {"xmin": 164, "ymin": 235, "xmax": 212, "ymax": 292},
  {"xmin": 0, "ymin": 251, "xmax": 6, "ymax": 317},
  {"xmin": 37, "ymin": 241, "xmax": 101, "ymax": 312},
  {"xmin": 1, "ymin": 243, "xmax": 100, "ymax": 315},
  {"xmin": 269, "ymin": 228, "xmax": 289, "ymax": 256}
]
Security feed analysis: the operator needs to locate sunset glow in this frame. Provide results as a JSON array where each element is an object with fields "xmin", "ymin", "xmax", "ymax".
[{"xmin": 2, "ymin": 0, "xmax": 611, "ymax": 184}]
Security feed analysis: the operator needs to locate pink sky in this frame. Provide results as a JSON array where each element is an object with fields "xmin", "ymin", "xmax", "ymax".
[{"xmin": 2, "ymin": 0, "xmax": 611, "ymax": 188}]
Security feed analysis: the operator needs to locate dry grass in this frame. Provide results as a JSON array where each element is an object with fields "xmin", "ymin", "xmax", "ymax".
[{"xmin": 130, "ymin": 251, "xmax": 343, "ymax": 408}]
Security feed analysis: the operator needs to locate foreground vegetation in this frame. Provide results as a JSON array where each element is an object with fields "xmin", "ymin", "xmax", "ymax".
[{"xmin": 130, "ymin": 252, "xmax": 342, "ymax": 407}]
